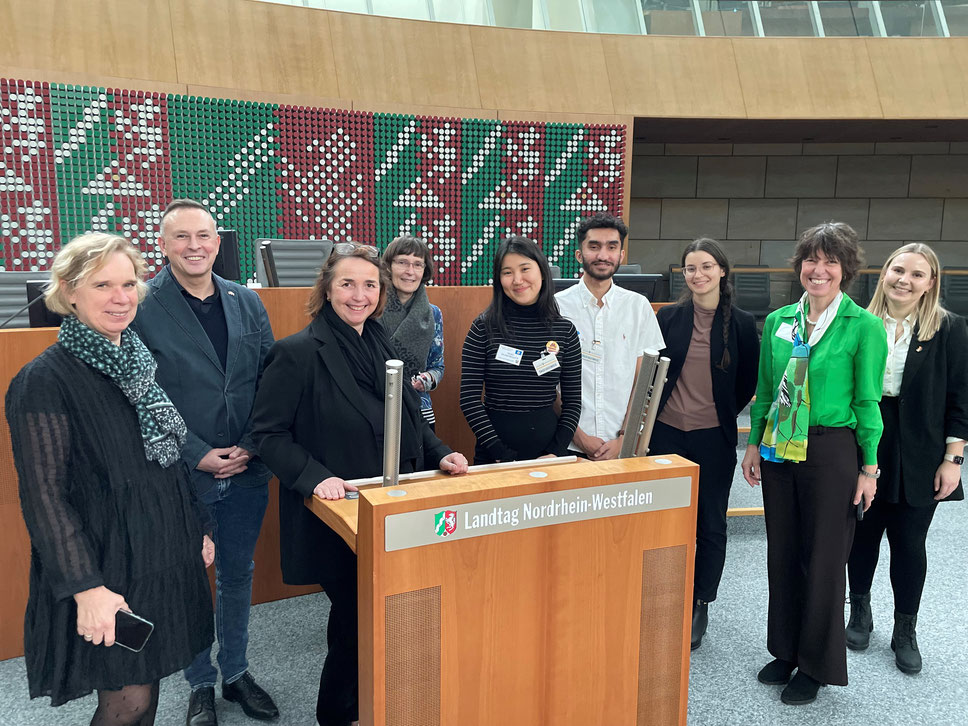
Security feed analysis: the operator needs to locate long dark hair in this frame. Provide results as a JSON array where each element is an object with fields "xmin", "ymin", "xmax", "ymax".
[
  {"xmin": 680, "ymin": 237, "xmax": 734, "ymax": 370},
  {"xmin": 483, "ymin": 236, "xmax": 561, "ymax": 341}
]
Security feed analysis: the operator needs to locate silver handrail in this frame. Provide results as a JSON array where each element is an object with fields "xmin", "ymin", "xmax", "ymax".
[{"xmin": 348, "ymin": 455, "xmax": 578, "ymax": 488}]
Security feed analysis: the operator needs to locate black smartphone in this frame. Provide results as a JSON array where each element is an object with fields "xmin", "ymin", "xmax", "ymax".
[
  {"xmin": 115, "ymin": 610, "xmax": 154, "ymax": 653},
  {"xmin": 856, "ymin": 497, "xmax": 865, "ymax": 522}
]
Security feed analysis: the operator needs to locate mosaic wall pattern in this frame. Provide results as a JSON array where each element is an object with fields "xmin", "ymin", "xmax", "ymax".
[{"xmin": 1, "ymin": 78, "xmax": 626, "ymax": 284}]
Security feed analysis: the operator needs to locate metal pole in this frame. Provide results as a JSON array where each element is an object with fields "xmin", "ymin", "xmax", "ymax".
[{"xmin": 383, "ymin": 359, "xmax": 404, "ymax": 487}]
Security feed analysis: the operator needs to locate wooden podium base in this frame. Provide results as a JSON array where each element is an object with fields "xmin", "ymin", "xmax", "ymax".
[{"xmin": 308, "ymin": 455, "xmax": 698, "ymax": 726}]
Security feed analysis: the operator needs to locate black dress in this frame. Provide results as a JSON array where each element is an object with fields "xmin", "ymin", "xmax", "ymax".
[{"xmin": 5, "ymin": 344, "xmax": 214, "ymax": 706}]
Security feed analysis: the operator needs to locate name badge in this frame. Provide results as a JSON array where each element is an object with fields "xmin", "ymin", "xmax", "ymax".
[
  {"xmin": 533, "ymin": 353, "xmax": 561, "ymax": 376},
  {"xmin": 775, "ymin": 322, "xmax": 794, "ymax": 342},
  {"xmin": 582, "ymin": 342, "xmax": 603, "ymax": 364},
  {"xmin": 496, "ymin": 344, "xmax": 524, "ymax": 366}
]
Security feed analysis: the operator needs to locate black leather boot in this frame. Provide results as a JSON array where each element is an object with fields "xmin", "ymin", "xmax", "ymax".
[
  {"xmin": 691, "ymin": 599, "xmax": 709, "ymax": 651},
  {"xmin": 845, "ymin": 591, "xmax": 873, "ymax": 651},
  {"xmin": 892, "ymin": 611, "xmax": 922, "ymax": 674}
]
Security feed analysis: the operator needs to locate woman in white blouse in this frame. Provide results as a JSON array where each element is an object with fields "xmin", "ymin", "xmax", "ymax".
[{"xmin": 846, "ymin": 243, "xmax": 968, "ymax": 675}]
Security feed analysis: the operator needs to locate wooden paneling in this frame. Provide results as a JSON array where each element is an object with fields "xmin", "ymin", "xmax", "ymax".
[
  {"xmin": 603, "ymin": 36, "xmax": 747, "ymax": 119},
  {"xmin": 169, "ymin": 0, "xmax": 341, "ymax": 96},
  {"xmin": 0, "ymin": 0, "xmax": 178, "ymax": 83},
  {"xmin": 357, "ymin": 99, "xmax": 498, "ymax": 121},
  {"xmin": 732, "ymin": 38, "xmax": 883, "ymax": 119},
  {"xmin": 470, "ymin": 26, "xmax": 615, "ymax": 115},
  {"xmin": 866, "ymin": 38, "xmax": 968, "ymax": 120},
  {"xmin": 328, "ymin": 12, "xmax": 482, "ymax": 109},
  {"xmin": 185, "ymin": 84, "xmax": 344, "ymax": 110}
]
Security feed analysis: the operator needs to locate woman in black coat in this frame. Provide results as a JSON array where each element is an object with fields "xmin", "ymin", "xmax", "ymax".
[
  {"xmin": 651, "ymin": 238, "xmax": 759, "ymax": 651},
  {"xmin": 846, "ymin": 243, "xmax": 968, "ymax": 675},
  {"xmin": 251, "ymin": 243, "xmax": 467, "ymax": 726}
]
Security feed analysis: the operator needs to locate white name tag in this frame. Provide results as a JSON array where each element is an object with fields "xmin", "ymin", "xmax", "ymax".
[
  {"xmin": 775, "ymin": 322, "xmax": 794, "ymax": 342},
  {"xmin": 496, "ymin": 344, "xmax": 524, "ymax": 366},
  {"xmin": 581, "ymin": 343, "xmax": 603, "ymax": 364},
  {"xmin": 533, "ymin": 353, "xmax": 561, "ymax": 376}
]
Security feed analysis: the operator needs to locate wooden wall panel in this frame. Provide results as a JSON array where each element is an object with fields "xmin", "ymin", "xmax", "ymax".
[
  {"xmin": 328, "ymin": 13, "xmax": 482, "ymax": 109},
  {"xmin": 470, "ymin": 27, "xmax": 615, "ymax": 115},
  {"xmin": 0, "ymin": 0, "xmax": 178, "ymax": 83},
  {"xmin": 169, "ymin": 0, "xmax": 341, "ymax": 96},
  {"xmin": 732, "ymin": 38, "xmax": 883, "ymax": 119},
  {"xmin": 866, "ymin": 38, "xmax": 968, "ymax": 119},
  {"xmin": 603, "ymin": 36, "xmax": 747, "ymax": 119}
]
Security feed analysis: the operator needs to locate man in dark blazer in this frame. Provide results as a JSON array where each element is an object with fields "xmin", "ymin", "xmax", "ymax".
[{"xmin": 132, "ymin": 200, "xmax": 278, "ymax": 726}]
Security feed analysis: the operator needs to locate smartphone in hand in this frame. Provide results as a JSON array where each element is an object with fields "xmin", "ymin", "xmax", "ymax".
[
  {"xmin": 856, "ymin": 497, "xmax": 865, "ymax": 521},
  {"xmin": 115, "ymin": 610, "xmax": 154, "ymax": 652}
]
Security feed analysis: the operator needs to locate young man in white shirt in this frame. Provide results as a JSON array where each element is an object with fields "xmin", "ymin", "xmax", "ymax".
[{"xmin": 555, "ymin": 213, "xmax": 665, "ymax": 460}]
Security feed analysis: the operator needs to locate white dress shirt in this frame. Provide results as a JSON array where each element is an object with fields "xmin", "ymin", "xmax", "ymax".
[
  {"xmin": 883, "ymin": 313, "xmax": 963, "ymax": 444},
  {"xmin": 556, "ymin": 278, "xmax": 665, "ymax": 448}
]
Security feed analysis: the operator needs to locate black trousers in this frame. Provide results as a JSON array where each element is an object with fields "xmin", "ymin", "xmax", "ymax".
[
  {"xmin": 847, "ymin": 497, "xmax": 938, "ymax": 615},
  {"xmin": 474, "ymin": 406, "xmax": 559, "ymax": 464},
  {"xmin": 649, "ymin": 420, "xmax": 736, "ymax": 602},
  {"xmin": 761, "ymin": 427, "xmax": 858, "ymax": 687},
  {"xmin": 314, "ymin": 523, "xmax": 359, "ymax": 726}
]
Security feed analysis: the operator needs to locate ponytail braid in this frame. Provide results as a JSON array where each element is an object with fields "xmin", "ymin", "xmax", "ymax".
[{"xmin": 717, "ymin": 276, "xmax": 733, "ymax": 371}]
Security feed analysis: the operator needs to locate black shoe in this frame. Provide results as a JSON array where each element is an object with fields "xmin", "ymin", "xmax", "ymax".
[
  {"xmin": 846, "ymin": 591, "xmax": 873, "ymax": 651},
  {"xmin": 691, "ymin": 599, "xmax": 709, "ymax": 651},
  {"xmin": 891, "ymin": 611, "xmax": 922, "ymax": 675},
  {"xmin": 186, "ymin": 687, "xmax": 218, "ymax": 726},
  {"xmin": 757, "ymin": 658, "xmax": 796, "ymax": 686},
  {"xmin": 780, "ymin": 671, "xmax": 823, "ymax": 705},
  {"xmin": 222, "ymin": 672, "xmax": 280, "ymax": 721}
]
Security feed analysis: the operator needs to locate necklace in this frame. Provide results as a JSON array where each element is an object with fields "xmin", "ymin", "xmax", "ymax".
[{"xmin": 806, "ymin": 314, "xmax": 819, "ymax": 325}]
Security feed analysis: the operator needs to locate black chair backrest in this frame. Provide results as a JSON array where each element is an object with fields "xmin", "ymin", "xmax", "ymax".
[
  {"xmin": 941, "ymin": 267, "xmax": 968, "ymax": 318},
  {"xmin": 255, "ymin": 239, "xmax": 334, "ymax": 287},
  {"xmin": 732, "ymin": 265, "xmax": 772, "ymax": 318}
]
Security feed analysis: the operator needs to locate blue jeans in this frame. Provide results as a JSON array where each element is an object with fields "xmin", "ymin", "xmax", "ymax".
[{"xmin": 184, "ymin": 480, "xmax": 269, "ymax": 689}]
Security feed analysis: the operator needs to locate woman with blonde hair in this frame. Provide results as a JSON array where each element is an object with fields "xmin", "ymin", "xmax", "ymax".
[
  {"xmin": 846, "ymin": 243, "xmax": 967, "ymax": 674},
  {"xmin": 5, "ymin": 233, "xmax": 214, "ymax": 725}
]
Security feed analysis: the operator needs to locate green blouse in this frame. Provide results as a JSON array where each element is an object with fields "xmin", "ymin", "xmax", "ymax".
[{"xmin": 749, "ymin": 294, "xmax": 888, "ymax": 465}]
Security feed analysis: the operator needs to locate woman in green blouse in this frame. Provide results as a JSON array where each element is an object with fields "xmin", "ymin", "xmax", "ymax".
[{"xmin": 741, "ymin": 222, "xmax": 887, "ymax": 706}]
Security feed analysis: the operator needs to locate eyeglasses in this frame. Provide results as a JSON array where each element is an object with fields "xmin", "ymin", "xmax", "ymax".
[
  {"xmin": 391, "ymin": 259, "xmax": 426, "ymax": 272},
  {"xmin": 682, "ymin": 262, "xmax": 720, "ymax": 277},
  {"xmin": 332, "ymin": 242, "xmax": 379, "ymax": 259}
]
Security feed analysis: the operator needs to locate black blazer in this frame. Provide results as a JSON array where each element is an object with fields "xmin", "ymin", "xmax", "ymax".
[
  {"xmin": 655, "ymin": 301, "xmax": 760, "ymax": 446},
  {"xmin": 251, "ymin": 313, "xmax": 452, "ymax": 585},
  {"xmin": 884, "ymin": 313, "xmax": 968, "ymax": 506}
]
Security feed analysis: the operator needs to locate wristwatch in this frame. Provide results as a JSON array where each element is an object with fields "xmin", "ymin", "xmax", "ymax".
[
  {"xmin": 943, "ymin": 453, "xmax": 965, "ymax": 465},
  {"xmin": 859, "ymin": 468, "xmax": 880, "ymax": 479}
]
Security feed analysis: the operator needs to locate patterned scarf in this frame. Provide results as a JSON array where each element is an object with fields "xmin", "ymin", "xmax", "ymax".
[
  {"xmin": 58, "ymin": 315, "xmax": 187, "ymax": 467},
  {"xmin": 760, "ymin": 292, "xmax": 842, "ymax": 463}
]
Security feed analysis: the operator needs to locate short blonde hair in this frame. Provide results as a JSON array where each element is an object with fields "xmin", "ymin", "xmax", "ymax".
[
  {"xmin": 867, "ymin": 243, "xmax": 947, "ymax": 340},
  {"xmin": 45, "ymin": 233, "xmax": 148, "ymax": 316}
]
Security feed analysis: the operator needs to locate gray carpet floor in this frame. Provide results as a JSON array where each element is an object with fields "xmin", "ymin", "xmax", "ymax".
[{"xmin": 2, "ymin": 448, "xmax": 965, "ymax": 725}]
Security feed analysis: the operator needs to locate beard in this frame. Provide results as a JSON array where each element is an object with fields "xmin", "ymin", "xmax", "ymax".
[{"xmin": 581, "ymin": 258, "xmax": 617, "ymax": 281}]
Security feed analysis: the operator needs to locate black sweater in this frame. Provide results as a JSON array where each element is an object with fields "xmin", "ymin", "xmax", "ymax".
[{"xmin": 459, "ymin": 302, "xmax": 581, "ymax": 461}]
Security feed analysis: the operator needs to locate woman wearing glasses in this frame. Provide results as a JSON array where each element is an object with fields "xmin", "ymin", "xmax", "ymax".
[
  {"xmin": 251, "ymin": 243, "xmax": 468, "ymax": 726},
  {"xmin": 459, "ymin": 236, "xmax": 582, "ymax": 464},
  {"xmin": 379, "ymin": 236, "xmax": 444, "ymax": 430},
  {"xmin": 742, "ymin": 223, "xmax": 887, "ymax": 705},
  {"xmin": 651, "ymin": 238, "xmax": 759, "ymax": 651}
]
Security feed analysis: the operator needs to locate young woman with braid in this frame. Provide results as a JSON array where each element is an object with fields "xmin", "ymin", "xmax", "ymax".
[
  {"xmin": 460, "ymin": 236, "xmax": 582, "ymax": 464},
  {"xmin": 650, "ymin": 238, "xmax": 760, "ymax": 651}
]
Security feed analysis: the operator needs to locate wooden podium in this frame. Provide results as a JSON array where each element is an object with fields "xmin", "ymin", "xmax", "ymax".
[{"xmin": 307, "ymin": 455, "xmax": 698, "ymax": 726}]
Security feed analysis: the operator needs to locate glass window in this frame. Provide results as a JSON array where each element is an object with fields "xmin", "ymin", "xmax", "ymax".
[
  {"xmin": 642, "ymin": 0, "xmax": 698, "ymax": 35},
  {"xmin": 492, "ymin": 0, "xmax": 538, "ymax": 28},
  {"xmin": 817, "ymin": 1, "xmax": 876, "ymax": 36},
  {"xmin": 432, "ymin": 0, "xmax": 491, "ymax": 24},
  {"xmin": 941, "ymin": 0, "xmax": 968, "ymax": 35},
  {"xmin": 701, "ymin": 1, "xmax": 757, "ymax": 36},
  {"xmin": 317, "ymin": 0, "xmax": 370, "ymax": 11},
  {"xmin": 545, "ymin": 0, "xmax": 586, "ymax": 31},
  {"xmin": 758, "ymin": 1, "xmax": 817, "ymax": 37},
  {"xmin": 584, "ymin": 0, "xmax": 645, "ymax": 33},
  {"xmin": 879, "ymin": 1, "xmax": 943, "ymax": 36},
  {"xmin": 370, "ymin": 0, "xmax": 431, "ymax": 20}
]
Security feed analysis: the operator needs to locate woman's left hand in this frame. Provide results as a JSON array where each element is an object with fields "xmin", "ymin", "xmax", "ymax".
[
  {"xmin": 202, "ymin": 535, "xmax": 215, "ymax": 568},
  {"xmin": 854, "ymin": 473, "xmax": 877, "ymax": 512},
  {"xmin": 934, "ymin": 460, "xmax": 962, "ymax": 500},
  {"xmin": 439, "ymin": 452, "xmax": 469, "ymax": 475}
]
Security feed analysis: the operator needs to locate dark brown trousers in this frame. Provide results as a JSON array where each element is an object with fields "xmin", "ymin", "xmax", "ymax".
[{"xmin": 761, "ymin": 426, "xmax": 858, "ymax": 686}]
